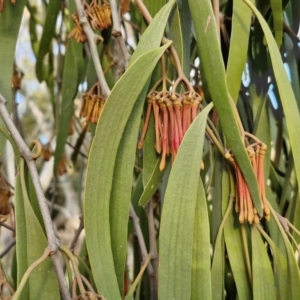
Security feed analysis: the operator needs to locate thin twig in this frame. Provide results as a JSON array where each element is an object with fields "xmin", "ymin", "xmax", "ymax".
[
  {"xmin": 67, "ymin": 141, "xmax": 88, "ymax": 159},
  {"xmin": 70, "ymin": 215, "xmax": 84, "ymax": 251},
  {"xmin": 0, "ymin": 94, "xmax": 71, "ymax": 300},
  {"xmin": 286, "ymin": 230, "xmax": 300, "ymax": 255},
  {"xmin": 129, "ymin": 204, "xmax": 154, "ymax": 275},
  {"xmin": 60, "ymin": 244, "xmax": 86, "ymax": 296},
  {"xmin": 74, "ymin": 0, "xmax": 111, "ymax": 97},
  {"xmin": 0, "ymin": 222, "xmax": 15, "ymax": 232},
  {"xmin": 12, "ymin": 248, "xmax": 52, "ymax": 300},
  {"xmin": 274, "ymin": 211, "xmax": 290, "ymax": 232},
  {"xmin": 0, "ymin": 239, "xmax": 15, "ymax": 258}
]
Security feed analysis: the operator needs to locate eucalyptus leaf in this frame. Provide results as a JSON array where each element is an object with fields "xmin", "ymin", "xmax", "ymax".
[
  {"xmin": 84, "ymin": 43, "xmax": 170, "ymax": 299},
  {"xmin": 158, "ymin": 103, "xmax": 213, "ymax": 299},
  {"xmin": 15, "ymin": 160, "xmax": 60, "ymax": 300},
  {"xmin": 226, "ymin": 0, "xmax": 252, "ymax": 102},
  {"xmin": 191, "ymin": 179, "xmax": 211, "ymax": 299},
  {"xmin": 244, "ymin": 0, "xmax": 300, "ymax": 225},
  {"xmin": 129, "ymin": 0, "xmax": 175, "ymax": 65},
  {"xmin": 224, "ymin": 220, "xmax": 251, "ymax": 299},
  {"xmin": 110, "ymin": 83, "xmax": 150, "ymax": 293},
  {"xmin": 35, "ymin": 0, "xmax": 61, "ymax": 82},
  {"xmin": 54, "ymin": 39, "xmax": 81, "ymax": 173},
  {"xmin": 188, "ymin": 0, "xmax": 262, "ymax": 215},
  {"xmin": 251, "ymin": 225, "xmax": 277, "ymax": 300}
]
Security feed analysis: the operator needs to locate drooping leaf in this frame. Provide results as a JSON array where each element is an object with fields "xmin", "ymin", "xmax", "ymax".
[
  {"xmin": 158, "ymin": 103, "xmax": 213, "ymax": 300},
  {"xmin": 270, "ymin": 0, "xmax": 283, "ymax": 47},
  {"xmin": 251, "ymin": 225, "xmax": 277, "ymax": 300},
  {"xmin": 0, "ymin": 0, "xmax": 27, "ymax": 152},
  {"xmin": 224, "ymin": 220, "xmax": 252, "ymax": 299},
  {"xmin": 226, "ymin": 0, "xmax": 252, "ymax": 102},
  {"xmin": 256, "ymin": 222, "xmax": 288, "ymax": 300},
  {"xmin": 84, "ymin": 43, "xmax": 170, "ymax": 299},
  {"xmin": 188, "ymin": 0, "xmax": 262, "ymax": 215},
  {"xmin": 54, "ymin": 39, "xmax": 82, "ymax": 173},
  {"xmin": 110, "ymin": 83, "xmax": 150, "ymax": 293},
  {"xmin": 0, "ymin": 0, "xmax": 26, "ymax": 106},
  {"xmin": 142, "ymin": 0, "xmax": 167, "ymax": 30},
  {"xmin": 139, "ymin": 158, "xmax": 165, "ymax": 206},
  {"xmin": 169, "ymin": 7, "xmax": 184, "ymax": 72},
  {"xmin": 244, "ymin": 0, "xmax": 300, "ymax": 223},
  {"xmin": 35, "ymin": 0, "xmax": 61, "ymax": 82},
  {"xmin": 178, "ymin": 0, "xmax": 192, "ymax": 77},
  {"xmin": 191, "ymin": 179, "xmax": 211, "ymax": 299},
  {"xmin": 211, "ymin": 162, "xmax": 232, "ymax": 300},
  {"xmin": 270, "ymin": 208, "xmax": 300, "ymax": 299},
  {"xmin": 15, "ymin": 160, "xmax": 60, "ymax": 300},
  {"xmin": 129, "ymin": 0, "xmax": 175, "ymax": 65}
]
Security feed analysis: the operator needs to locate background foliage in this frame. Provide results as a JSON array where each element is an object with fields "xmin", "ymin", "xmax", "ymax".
[{"xmin": 1, "ymin": 0, "xmax": 300, "ymax": 299}]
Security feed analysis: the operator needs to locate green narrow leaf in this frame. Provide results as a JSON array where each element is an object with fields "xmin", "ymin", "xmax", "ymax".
[
  {"xmin": 283, "ymin": 28, "xmax": 300, "ymax": 109},
  {"xmin": 140, "ymin": 55, "xmax": 164, "ymax": 185},
  {"xmin": 178, "ymin": 0, "xmax": 192, "ymax": 77},
  {"xmin": 244, "ymin": 0, "xmax": 300, "ymax": 223},
  {"xmin": 142, "ymin": 109, "xmax": 159, "ymax": 186},
  {"xmin": 226, "ymin": 0, "xmax": 252, "ymax": 102},
  {"xmin": 24, "ymin": 167, "xmax": 45, "ymax": 231},
  {"xmin": 211, "ymin": 165, "xmax": 231, "ymax": 300},
  {"xmin": 211, "ymin": 151, "xmax": 224, "ymax": 246},
  {"xmin": 251, "ymin": 88, "xmax": 271, "ymax": 179},
  {"xmin": 169, "ymin": 7, "xmax": 184, "ymax": 70},
  {"xmin": 35, "ymin": 0, "xmax": 61, "ymax": 82},
  {"xmin": 0, "ymin": 0, "xmax": 26, "ymax": 106},
  {"xmin": 54, "ymin": 39, "xmax": 81, "ymax": 172},
  {"xmin": 0, "ymin": 0, "xmax": 27, "ymax": 152},
  {"xmin": 224, "ymin": 220, "xmax": 251, "ymax": 299},
  {"xmin": 142, "ymin": 0, "xmax": 167, "ymax": 30},
  {"xmin": 110, "ymin": 82, "xmax": 150, "ymax": 293},
  {"xmin": 188, "ymin": 0, "xmax": 262, "ymax": 215},
  {"xmin": 270, "ymin": 0, "xmax": 283, "ymax": 47},
  {"xmin": 139, "ymin": 158, "xmax": 165, "ymax": 206},
  {"xmin": 256, "ymin": 223, "xmax": 288, "ymax": 300},
  {"xmin": 158, "ymin": 103, "xmax": 213, "ymax": 300},
  {"xmin": 129, "ymin": 0, "xmax": 175, "ymax": 65},
  {"xmin": 15, "ymin": 160, "xmax": 60, "ymax": 299},
  {"xmin": 251, "ymin": 225, "xmax": 277, "ymax": 300},
  {"xmin": 191, "ymin": 180, "xmax": 211, "ymax": 299},
  {"xmin": 84, "ymin": 43, "xmax": 170, "ymax": 299},
  {"xmin": 270, "ymin": 208, "xmax": 300, "ymax": 298}
]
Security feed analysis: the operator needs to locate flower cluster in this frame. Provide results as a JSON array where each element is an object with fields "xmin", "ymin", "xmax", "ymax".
[
  {"xmin": 68, "ymin": 0, "xmax": 111, "ymax": 43},
  {"xmin": 226, "ymin": 141, "xmax": 270, "ymax": 224},
  {"xmin": 68, "ymin": 13, "xmax": 87, "ymax": 43},
  {"xmin": 86, "ymin": 0, "xmax": 112, "ymax": 31},
  {"xmin": 138, "ymin": 89, "xmax": 203, "ymax": 170},
  {"xmin": 80, "ymin": 82, "xmax": 106, "ymax": 124}
]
